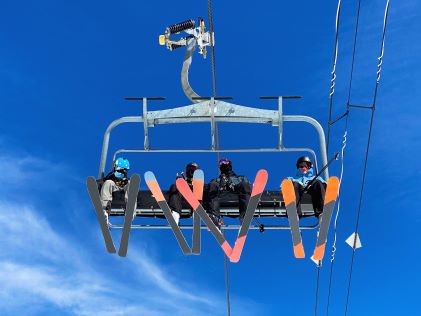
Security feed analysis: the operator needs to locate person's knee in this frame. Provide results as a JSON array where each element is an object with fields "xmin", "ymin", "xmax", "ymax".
[
  {"xmin": 313, "ymin": 180, "xmax": 323, "ymax": 188},
  {"xmin": 239, "ymin": 180, "xmax": 251, "ymax": 194},
  {"xmin": 169, "ymin": 183, "xmax": 178, "ymax": 194},
  {"xmin": 102, "ymin": 179, "xmax": 113, "ymax": 188},
  {"xmin": 209, "ymin": 198, "xmax": 220, "ymax": 209},
  {"xmin": 209, "ymin": 181, "xmax": 219, "ymax": 191},
  {"xmin": 293, "ymin": 181, "xmax": 302, "ymax": 189}
]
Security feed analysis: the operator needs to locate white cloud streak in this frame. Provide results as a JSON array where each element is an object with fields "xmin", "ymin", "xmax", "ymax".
[{"xmin": 0, "ymin": 199, "xmax": 230, "ymax": 316}]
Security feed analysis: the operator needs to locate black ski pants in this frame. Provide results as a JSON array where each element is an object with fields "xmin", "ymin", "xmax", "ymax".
[
  {"xmin": 206, "ymin": 180, "xmax": 251, "ymax": 221},
  {"xmin": 168, "ymin": 183, "xmax": 191, "ymax": 215},
  {"xmin": 293, "ymin": 180, "xmax": 326, "ymax": 217}
]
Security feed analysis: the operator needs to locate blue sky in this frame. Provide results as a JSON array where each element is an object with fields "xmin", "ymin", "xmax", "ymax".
[{"xmin": 1, "ymin": 0, "xmax": 420, "ymax": 315}]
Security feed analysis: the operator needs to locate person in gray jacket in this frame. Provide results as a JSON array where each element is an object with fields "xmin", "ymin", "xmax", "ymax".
[{"xmin": 100, "ymin": 157, "xmax": 130, "ymax": 223}]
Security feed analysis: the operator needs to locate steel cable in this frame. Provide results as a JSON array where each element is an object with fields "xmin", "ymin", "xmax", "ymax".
[
  {"xmin": 344, "ymin": 1, "xmax": 390, "ymax": 314},
  {"xmin": 325, "ymin": 0, "xmax": 362, "ymax": 312},
  {"xmin": 206, "ymin": 1, "xmax": 231, "ymax": 315},
  {"xmin": 326, "ymin": 0, "xmax": 342, "ymax": 154}
]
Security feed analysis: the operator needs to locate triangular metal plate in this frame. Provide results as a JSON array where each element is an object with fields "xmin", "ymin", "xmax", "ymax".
[{"xmin": 346, "ymin": 232, "xmax": 362, "ymax": 249}]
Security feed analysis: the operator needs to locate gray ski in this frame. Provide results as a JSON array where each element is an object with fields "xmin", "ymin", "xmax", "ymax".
[
  {"xmin": 144, "ymin": 171, "xmax": 191, "ymax": 255},
  {"xmin": 192, "ymin": 169, "xmax": 205, "ymax": 254},
  {"xmin": 86, "ymin": 176, "xmax": 116, "ymax": 254},
  {"xmin": 230, "ymin": 169, "xmax": 268, "ymax": 262},
  {"xmin": 281, "ymin": 179, "xmax": 305, "ymax": 258},
  {"xmin": 313, "ymin": 176, "xmax": 340, "ymax": 261},
  {"xmin": 118, "ymin": 174, "xmax": 141, "ymax": 257}
]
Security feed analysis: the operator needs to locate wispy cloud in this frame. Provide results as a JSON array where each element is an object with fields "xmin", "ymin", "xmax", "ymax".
[
  {"xmin": 128, "ymin": 251, "xmax": 214, "ymax": 305},
  {"xmin": 0, "ymin": 198, "xmax": 230, "ymax": 316}
]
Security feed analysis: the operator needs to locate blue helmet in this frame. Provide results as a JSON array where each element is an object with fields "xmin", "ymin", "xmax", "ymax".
[
  {"xmin": 113, "ymin": 158, "xmax": 130, "ymax": 179},
  {"xmin": 114, "ymin": 157, "xmax": 130, "ymax": 170}
]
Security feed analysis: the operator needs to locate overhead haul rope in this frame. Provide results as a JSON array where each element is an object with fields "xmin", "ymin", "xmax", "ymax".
[
  {"xmin": 344, "ymin": 1, "xmax": 390, "ymax": 314},
  {"xmin": 206, "ymin": 1, "xmax": 231, "ymax": 315},
  {"xmin": 325, "ymin": 0, "xmax": 362, "ymax": 314}
]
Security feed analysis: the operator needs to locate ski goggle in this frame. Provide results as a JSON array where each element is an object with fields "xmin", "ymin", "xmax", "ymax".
[
  {"xmin": 219, "ymin": 159, "xmax": 230, "ymax": 166},
  {"xmin": 298, "ymin": 163, "xmax": 310, "ymax": 169},
  {"xmin": 114, "ymin": 171, "xmax": 126, "ymax": 179}
]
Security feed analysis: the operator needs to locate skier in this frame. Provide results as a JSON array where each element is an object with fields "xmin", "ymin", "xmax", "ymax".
[
  {"xmin": 288, "ymin": 156, "xmax": 326, "ymax": 217},
  {"xmin": 168, "ymin": 162, "xmax": 200, "ymax": 225},
  {"xmin": 206, "ymin": 159, "xmax": 251, "ymax": 228},
  {"xmin": 100, "ymin": 157, "xmax": 130, "ymax": 223}
]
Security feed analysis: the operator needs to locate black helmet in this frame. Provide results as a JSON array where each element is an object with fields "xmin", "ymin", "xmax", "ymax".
[
  {"xmin": 219, "ymin": 158, "xmax": 232, "ymax": 174},
  {"xmin": 296, "ymin": 156, "xmax": 312, "ymax": 169},
  {"xmin": 185, "ymin": 162, "xmax": 199, "ymax": 179}
]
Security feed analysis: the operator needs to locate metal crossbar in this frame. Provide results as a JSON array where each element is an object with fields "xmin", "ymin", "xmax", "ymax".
[{"xmin": 98, "ymin": 99, "xmax": 329, "ymax": 180}]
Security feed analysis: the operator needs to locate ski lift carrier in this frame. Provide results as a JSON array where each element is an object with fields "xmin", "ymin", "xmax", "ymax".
[{"xmin": 88, "ymin": 18, "xmax": 331, "ymax": 251}]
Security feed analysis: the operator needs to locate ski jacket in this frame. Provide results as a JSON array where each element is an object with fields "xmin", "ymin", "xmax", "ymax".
[
  {"xmin": 211, "ymin": 171, "xmax": 249, "ymax": 192},
  {"xmin": 102, "ymin": 171, "xmax": 129, "ymax": 187},
  {"xmin": 288, "ymin": 167, "xmax": 326, "ymax": 187}
]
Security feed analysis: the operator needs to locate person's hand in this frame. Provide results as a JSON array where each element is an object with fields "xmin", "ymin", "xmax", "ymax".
[{"xmin": 115, "ymin": 177, "xmax": 128, "ymax": 187}]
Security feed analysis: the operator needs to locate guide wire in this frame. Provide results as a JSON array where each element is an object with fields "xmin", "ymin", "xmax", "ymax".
[
  {"xmin": 325, "ymin": 0, "xmax": 361, "ymax": 312},
  {"xmin": 326, "ymin": 0, "xmax": 342, "ymax": 155},
  {"xmin": 344, "ymin": 1, "xmax": 390, "ymax": 315},
  {"xmin": 326, "ymin": 129, "xmax": 347, "ymax": 316}
]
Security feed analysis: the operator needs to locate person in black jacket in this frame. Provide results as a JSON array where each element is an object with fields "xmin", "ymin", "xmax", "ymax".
[
  {"xmin": 168, "ymin": 162, "xmax": 200, "ymax": 225},
  {"xmin": 206, "ymin": 159, "xmax": 251, "ymax": 228}
]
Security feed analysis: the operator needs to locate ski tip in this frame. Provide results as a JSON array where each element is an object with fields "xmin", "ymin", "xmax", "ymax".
[
  {"xmin": 144, "ymin": 172, "xmax": 165, "ymax": 202},
  {"xmin": 281, "ymin": 180, "xmax": 295, "ymax": 204},
  {"xmin": 130, "ymin": 173, "xmax": 141, "ymax": 182},
  {"xmin": 192, "ymin": 169, "xmax": 205, "ymax": 200},
  {"xmin": 193, "ymin": 180, "xmax": 204, "ymax": 201},
  {"xmin": 229, "ymin": 236, "xmax": 246, "ymax": 263},
  {"xmin": 193, "ymin": 169, "xmax": 204, "ymax": 180},
  {"xmin": 293, "ymin": 243, "xmax": 305, "ymax": 258},
  {"xmin": 223, "ymin": 241, "xmax": 233, "ymax": 258},
  {"xmin": 118, "ymin": 248, "xmax": 127, "ymax": 257},
  {"xmin": 313, "ymin": 244, "xmax": 326, "ymax": 261},
  {"xmin": 326, "ymin": 177, "xmax": 340, "ymax": 203},
  {"xmin": 86, "ymin": 176, "xmax": 96, "ymax": 184},
  {"xmin": 86, "ymin": 176, "xmax": 99, "ymax": 192},
  {"xmin": 329, "ymin": 176, "xmax": 340, "ymax": 183},
  {"xmin": 129, "ymin": 174, "xmax": 141, "ymax": 192},
  {"xmin": 251, "ymin": 169, "xmax": 268, "ymax": 197},
  {"xmin": 144, "ymin": 171, "xmax": 156, "ymax": 183},
  {"xmin": 257, "ymin": 169, "xmax": 268, "ymax": 179},
  {"xmin": 281, "ymin": 179, "xmax": 293, "ymax": 189}
]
